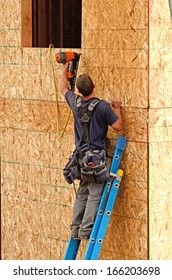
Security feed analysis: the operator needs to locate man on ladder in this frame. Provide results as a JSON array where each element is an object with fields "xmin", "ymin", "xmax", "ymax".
[{"xmin": 60, "ymin": 60, "xmax": 123, "ymax": 241}]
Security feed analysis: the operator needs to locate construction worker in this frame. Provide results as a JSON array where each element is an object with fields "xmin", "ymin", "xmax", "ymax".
[{"xmin": 60, "ymin": 62, "xmax": 123, "ymax": 240}]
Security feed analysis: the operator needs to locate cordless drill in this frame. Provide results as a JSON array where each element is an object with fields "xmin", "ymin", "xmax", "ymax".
[{"xmin": 55, "ymin": 52, "xmax": 81, "ymax": 91}]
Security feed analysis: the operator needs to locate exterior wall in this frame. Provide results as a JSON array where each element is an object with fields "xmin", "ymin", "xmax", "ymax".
[
  {"xmin": 1, "ymin": 0, "xmax": 170, "ymax": 260},
  {"xmin": 81, "ymin": 0, "xmax": 148, "ymax": 259},
  {"xmin": 149, "ymin": 0, "xmax": 172, "ymax": 259}
]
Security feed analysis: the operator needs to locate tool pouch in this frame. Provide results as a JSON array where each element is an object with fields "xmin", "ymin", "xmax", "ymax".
[
  {"xmin": 81, "ymin": 149, "xmax": 109, "ymax": 184},
  {"xmin": 63, "ymin": 150, "xmax": 81, "ymax": 184}
]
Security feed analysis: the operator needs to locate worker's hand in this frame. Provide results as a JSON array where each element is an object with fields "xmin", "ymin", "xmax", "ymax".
[
  {"xmin": 62, "ymin": 61, "xmax": 70, "ymax": 71},
  {"xmin": 111, "ymin": 98, "xmax": 121, "ymax": 109}
]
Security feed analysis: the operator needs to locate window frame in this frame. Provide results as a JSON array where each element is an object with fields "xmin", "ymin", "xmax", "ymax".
[{"xmin": 21, "ymin": 0, "xmax": 82, "ymax": 48}]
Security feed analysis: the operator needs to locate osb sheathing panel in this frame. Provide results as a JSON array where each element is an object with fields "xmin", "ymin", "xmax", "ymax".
[
  {"xmin": 0, "ymin": 0, "xmax": 21, "ymax": 48},
  {"xmin": 149, "ymin": 143, "xmax": 172, "ymax": 259},
  {"xmin": 101, "ymin": 215, "xmax": 147, "ymax": 260},
  {"xmin": 150, "ymin": 0, "xmax": 172, "ymax": 27},
  {"xmin": 65, "ymin": 0, "xmax": 148, "ymax": 259},
  {"xmin": 82, "ymin": 0, "xmax": 147, "ymax": 30},
  {"xmin": 108, "ymin": 176, "xmax": 148, "ymax": 260},
  {"xmin": 78, "ymin": 67, "xmax": 148, "ymax": 108},
  {"xmin": 1, "ymin": 0, "xmax": 149, "ymax": 260},
  {"xmin": 149, "ymin": 0, "xmax": 172, "ymax": 259},
  {"xmin": 2, "ymin": 229, "xmax": 64, "ymax": 260}
]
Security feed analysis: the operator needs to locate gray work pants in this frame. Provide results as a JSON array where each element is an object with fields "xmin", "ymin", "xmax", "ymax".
[{"xmin": 71, "ymin": 178, "xmax": 104, "ymax": 237}]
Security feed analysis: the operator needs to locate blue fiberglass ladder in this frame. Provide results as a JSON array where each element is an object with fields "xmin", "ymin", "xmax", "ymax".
[{"xmin": 64, "ymin": 136, "xmax": 127, "ymax": 260}]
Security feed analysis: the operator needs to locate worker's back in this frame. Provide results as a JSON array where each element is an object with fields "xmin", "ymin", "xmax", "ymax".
[{"xmin": 65, "ymin": 90, "xmax": 118, "ymax": 151}]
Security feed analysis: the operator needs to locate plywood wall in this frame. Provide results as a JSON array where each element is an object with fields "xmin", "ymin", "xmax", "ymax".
[
  {"xmin": 80, "ymin": 0, "xmax": 148, "ymax": 260},
  {"xmin": 149, "ymin": 0, "xmax": 172, "ymax": 259},
  {"xmin": 3, "ymin": 0, "xmax": 170, "ymax": 260}
]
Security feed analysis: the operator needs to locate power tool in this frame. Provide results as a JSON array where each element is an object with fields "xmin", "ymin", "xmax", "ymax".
[{"xmin": 55, "ymin": 52, "xmax": 81, "ymax": 91}]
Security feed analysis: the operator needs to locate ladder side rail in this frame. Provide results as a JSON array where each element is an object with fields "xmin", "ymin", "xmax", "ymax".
[
  {"xmin": 109, "ymin": 147, "xmax": 125, "ymax": 175},
  {"xmin": 82, "ymin": 139, "xmax": 125, "ymax": 259},
  {"xmin": 83, "ymin": 180, "xmax": 111, "ymax": 259},
  {"xmin": 64, "ymin": 237, "xmax": 81, "ymax": 260},
  {"xmin": 108, "ymin": 137, "xmax": 126, "ymax": 182},
  {"xmin": 88, "ymin": 176, "xmax": 121, "ymax": 260},
  {"xmin": 85, "ymin": 137, "xmax": 126, "ymax": 259},
  {"xmin": 84, "ymin": 149, "xmax": 124, "ymax": 259}
]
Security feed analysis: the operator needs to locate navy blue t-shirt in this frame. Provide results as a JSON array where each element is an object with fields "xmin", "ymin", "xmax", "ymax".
[{"xmin": 65, "ymin": 91, "xmax": 118, "ymax": 151}]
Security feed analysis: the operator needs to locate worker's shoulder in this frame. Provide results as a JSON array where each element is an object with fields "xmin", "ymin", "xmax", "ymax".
[
  {"xmin": 92, "ymin": 99, "xmax": 113, "ymax": 119},
  {"xmin": 65, "ymin": 90, "xmax": 80, "ymax": 101},
  {"xmin": 96, "ymin": 99, "xmax": 111, "ymax": 109},
  {"xmin": 65, "ymin": 90, "xmax": 75, "ymax": 97}
]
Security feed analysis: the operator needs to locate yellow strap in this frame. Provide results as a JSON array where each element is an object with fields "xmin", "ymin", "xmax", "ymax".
[{"xmin": 49, "ymin": 44, "xmax": 71, "ymax": 140}]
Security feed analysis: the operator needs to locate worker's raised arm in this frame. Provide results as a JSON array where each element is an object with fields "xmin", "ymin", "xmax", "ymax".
[
  {"xmin": 111, "ymin": 99, "xmax": 123, "ymax": 131},
  {"xmin": 60, "ymin": 62, "xmax": 70, "ymax": 95}
]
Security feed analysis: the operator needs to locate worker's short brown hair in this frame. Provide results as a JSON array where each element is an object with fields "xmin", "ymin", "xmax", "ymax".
[{"xmin": 76, "ymin": 74, "xmax": 94, "ymax": 97}]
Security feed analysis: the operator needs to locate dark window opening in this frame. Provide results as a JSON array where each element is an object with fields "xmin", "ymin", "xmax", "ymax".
[{"xmin": 32, "ymin": 0, "xmax": 82, "ymax": 48}]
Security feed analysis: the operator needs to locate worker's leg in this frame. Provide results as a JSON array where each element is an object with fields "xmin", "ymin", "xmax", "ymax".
[
  {"xmin": 78, "ymin": 181, "xmax": 104, "ymax": 238},
  {"xmin": 70, "ymin": 179, "xmax": 89, "ymax": 238}
]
